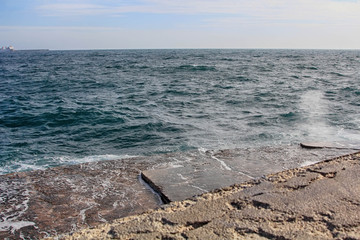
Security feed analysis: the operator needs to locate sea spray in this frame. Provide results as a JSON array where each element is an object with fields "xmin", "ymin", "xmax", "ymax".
[{"xmin": 1, "ymin": 49, "xmax": 360, "ymax": 174}]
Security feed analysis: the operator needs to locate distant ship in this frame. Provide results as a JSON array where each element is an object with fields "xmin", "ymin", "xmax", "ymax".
[{"xmin": 0, "ymin": 46, "xmax": 15, "ymax": 52}]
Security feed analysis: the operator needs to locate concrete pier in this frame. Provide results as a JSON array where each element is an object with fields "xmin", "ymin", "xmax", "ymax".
[
  {"xmin": 59, "ymin": 151, "xmax": 360, "ymax": 240},
  {"xmin": 0, "ymin": 144, "xmax": 358, "ymax": 239}
]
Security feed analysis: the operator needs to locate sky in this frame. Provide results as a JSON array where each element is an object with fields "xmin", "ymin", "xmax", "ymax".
[{"xmin": 0, "ymin": 0, "xmax": 360, "ymax": 50}]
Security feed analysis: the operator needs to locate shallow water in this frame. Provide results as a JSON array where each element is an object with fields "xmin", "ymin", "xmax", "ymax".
[{"xmin": 1, "ymin": 49, "xmax": 360, "ymax": 174}]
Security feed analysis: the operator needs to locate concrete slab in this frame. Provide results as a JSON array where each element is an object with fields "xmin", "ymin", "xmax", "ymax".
[
  {"xmin": 142, "ymin": 160, "xmax": 251, "ymax": 203},
  {"xmin": 141, "ymin": 145, "xmax": 358, "ymax": 202},
  {"xmin": 63, "ymin": 152, "xmax": 360, "ymax": 240},
  {"xmin": 300, "ymin": 141, "xmax": 360, "ymax": 149},
  {"xmin": 1, "ymin": 144, "xmax": 358, "ymax": 239}
]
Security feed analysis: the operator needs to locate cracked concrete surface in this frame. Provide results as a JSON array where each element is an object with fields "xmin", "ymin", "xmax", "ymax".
[
  {"xmin": 58, "ymin": 152, "xmax": 360, "ymax": 240},
  {"xmin": 140, "ymin": 145, "xmax": 356, "ymax": 202}
]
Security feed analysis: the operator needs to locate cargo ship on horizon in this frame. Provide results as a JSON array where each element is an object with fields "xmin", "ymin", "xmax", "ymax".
[{"xmin": 0, "ymin": 45, "xmax": 15, "ymax": 51}]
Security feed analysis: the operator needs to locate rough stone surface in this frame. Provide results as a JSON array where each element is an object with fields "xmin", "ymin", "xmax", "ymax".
[
  {"xmin": 0, "ymin": 145, "xmax": 357, "ymax": 239},
  {"xmin": 0, "ymin": 156, "xmax": 165, "ymax": 240},
  {"xmin": 300, "ymin": 142, "xmax": 360, "ymax": 150},
  {"xmin": 58, "ymin": 152, "xmax": 360, "ymax": 240},
  {"xmin": 141, "ymin": 145, "xmax": 357, "ymax": 202}
]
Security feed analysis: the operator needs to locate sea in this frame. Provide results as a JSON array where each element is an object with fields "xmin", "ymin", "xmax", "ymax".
[{"xmin": 0, "ymin": 49, "xmax": 359, "ymax": 175}]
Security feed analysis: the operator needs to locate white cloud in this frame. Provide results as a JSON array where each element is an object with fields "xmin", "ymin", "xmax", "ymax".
[
  {"xmin": 3, "ymin": 0, "xmax": 360, "ymax": 49},
  {"xmin": 2, "ymin": 24, "xmax": 359, "ymax": 50},
  {"xmin": 37, "ymin": 3, "xmax": 110, "ymax": 16},
  {"xmin": 36, "ymin": 0, "xmax": 360, "ymax": 27},
  {"xmin": 36, "ymin": 0, "xmax": 360, "ymax": 15}
]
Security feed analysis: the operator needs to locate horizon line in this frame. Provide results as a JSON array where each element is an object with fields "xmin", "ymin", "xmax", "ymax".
[{"xmin": 14, "ymin": 47, "xmax": 360, "ymax": 51}]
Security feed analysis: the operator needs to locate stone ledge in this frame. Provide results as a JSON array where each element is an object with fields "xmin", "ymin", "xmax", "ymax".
[
  {"xmin": 1, "ymin": 144, "xmax": 358, "ymax": 239},
  {"xmin": 57, "ymin": 152, "xmax": 360, "ymax": 240},
  {"xmin": 140, "ymin": 145, "xmax": 358, "ymax": 202}
]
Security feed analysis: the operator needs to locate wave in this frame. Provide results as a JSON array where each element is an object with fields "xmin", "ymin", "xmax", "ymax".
[
  {"xmin": 176, "ymin": 65, "xmax": 217, "ymax": 72},
  {"xmin": 1, "ymin": 49, "xmax": 360, "ymax": 174},
  {"xmin": 0, "ymin": 154, "xmax": 136, "ymax": 175}
]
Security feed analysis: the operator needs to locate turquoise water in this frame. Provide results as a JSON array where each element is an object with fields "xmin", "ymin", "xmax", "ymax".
[{"xmin": 1, "ymin": 49, "xmax": 359, "ymax": 174}]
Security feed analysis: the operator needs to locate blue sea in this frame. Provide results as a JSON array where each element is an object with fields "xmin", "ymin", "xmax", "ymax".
[{"xmin": 1, "ymin": 49, "xmax": 359, "ymax": 175}]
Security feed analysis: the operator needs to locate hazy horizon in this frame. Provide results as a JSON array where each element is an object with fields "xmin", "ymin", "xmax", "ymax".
[
  {"xmin": 10, "ymin": 48, "xmax": 360, "ymax": 51},
  {"xmin": 1, "ymin": 0, "xmax": 360, "ymax": 50}
]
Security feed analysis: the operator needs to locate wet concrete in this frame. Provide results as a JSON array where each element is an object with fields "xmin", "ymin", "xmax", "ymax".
[
  {"xmin": 0, "ymin": 144, "xmax": 358, "ymax": 239},
  {"xmin": 141, "ymin": 145, "xmax": 358, "ymax": 202},
  {"xmin": 59, "ymin": 152, "xmax": 360, "ymax": 240},
  {"xmin": 300, "ymin": 141, "xmax": 360, "ymax": 150},
  {"xmin": 0, "ymin": 156, "xmax": 166, "ymax": 240}
]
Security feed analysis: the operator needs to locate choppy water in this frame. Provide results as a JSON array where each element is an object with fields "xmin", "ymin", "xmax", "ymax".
[{"xmin": 1, "ymin": 49, "xmax": 359, "ymax": 174}]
